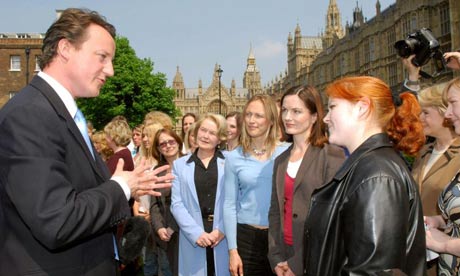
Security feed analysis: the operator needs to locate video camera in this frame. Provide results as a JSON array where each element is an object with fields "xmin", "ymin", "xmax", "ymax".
[{"xmin": 394, "ymin": 28, "xmax": 446, "ymax": 78}]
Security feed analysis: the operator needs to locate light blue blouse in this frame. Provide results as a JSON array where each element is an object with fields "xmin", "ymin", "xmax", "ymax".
[{"xmin": 223, "ymin": 145, "xmax": 288, "ymax": 250}]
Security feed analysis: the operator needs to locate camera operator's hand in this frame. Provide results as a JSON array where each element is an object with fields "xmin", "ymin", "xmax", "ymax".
[
  {"xmin": 402, "ymin": 55, "xmax": 421, "ymax": 81},
  {"xmin": 444, "ymin": 52, "xmax": 460, "ymax": 71},
  {"xmin": 401, "ymin": 55, "xmax": 421, "ymax": 91}
]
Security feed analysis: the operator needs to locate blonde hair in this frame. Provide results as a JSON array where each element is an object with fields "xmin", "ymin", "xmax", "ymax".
[
  {"xmin": 139, "ymin": 123, "xmax": 163, "ymax": 165},
  {"xmin": 144, "ymin": 111, "xmax": 173, "ymax": 130},
  {"xmin": 103, "ymin": 119, "xmax": 132, "ymax": 147},
  {"xmin": 194, "ymin": 113, "xmax": 228, "ymax": 149},
  {"xmin": 240, "ymin": 94, "xmax": 280, "ymax": 157},
  {"xmin": 184, "ymin": 123, "xmax": 197, "ymax": 153},
  {"xmin": 418, "ymin": 82, "xmax": 449, "ymax": 114},
  {"xmin": 91, "ymin": 130, "xmax": 113, "ymax": 161},
  {"xmin": 443, "ymin": 77, "xmax": 460, "ymax": 107}
]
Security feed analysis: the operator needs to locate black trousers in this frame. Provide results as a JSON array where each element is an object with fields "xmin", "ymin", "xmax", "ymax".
[{"xmin": 236, "ymin": 223, "xmax": 275, "ymax": 276}]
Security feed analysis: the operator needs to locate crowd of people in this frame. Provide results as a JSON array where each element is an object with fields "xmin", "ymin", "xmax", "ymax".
[{"xmin": 3, "ymin": 7, "xmax": 460, "ymax": 276}]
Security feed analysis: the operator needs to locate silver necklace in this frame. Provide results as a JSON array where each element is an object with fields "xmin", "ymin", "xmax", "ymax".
[{"xmin": 252, "ymin": 147, "xmax": 267, "ymax": 156}]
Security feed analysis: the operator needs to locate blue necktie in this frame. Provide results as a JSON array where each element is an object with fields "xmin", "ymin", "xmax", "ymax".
[
  {"xmin": 74, "ymin": 109, "xmax": 120, "ymax": 260},
  {"xmin": 74, "ymin": 109, "xmax": 94, "ymax": 159}
]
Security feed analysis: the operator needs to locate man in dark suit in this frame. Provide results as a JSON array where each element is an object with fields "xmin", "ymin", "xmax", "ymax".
[{"xmin": 0, "ymin": 8, "xmax": 172, "ymax": 275}]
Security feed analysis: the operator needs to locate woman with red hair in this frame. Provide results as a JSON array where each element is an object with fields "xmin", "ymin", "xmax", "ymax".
[{"xmin": 303, "ymin": 76, "xmax": 426, "ymax": 275}]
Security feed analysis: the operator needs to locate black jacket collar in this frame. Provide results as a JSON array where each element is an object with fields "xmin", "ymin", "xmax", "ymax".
[{"xmin": 334, "ymin": 133, "xmax": 393, "ymax": 181}]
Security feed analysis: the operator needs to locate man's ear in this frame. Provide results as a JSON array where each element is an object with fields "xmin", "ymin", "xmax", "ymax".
[{"xmin": 56, "ymin": 38, "xmax": 73, "ymax": 62}]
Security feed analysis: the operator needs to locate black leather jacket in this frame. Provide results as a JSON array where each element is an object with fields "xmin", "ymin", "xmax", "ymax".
[{"xmin": 304, "ymin": 133, "xmax": 426, "ymax": 276}]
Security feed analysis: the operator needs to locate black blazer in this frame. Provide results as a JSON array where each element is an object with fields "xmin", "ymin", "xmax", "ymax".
[{"xmin": 0, "ymin": 76, "xmax": 131, "ymax": 275}]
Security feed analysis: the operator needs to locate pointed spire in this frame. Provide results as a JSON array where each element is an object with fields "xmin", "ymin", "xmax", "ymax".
[
  {"xmin": 323, "ymin": 0, "xmax": 344, "ymax": 48},
  {"xmin": 295, "ymin": 23, "xmax": 301, "ymax": 36},
  {"xmin": 247, "ymin": 45, "xmax": 256, "ymax": 67},
  {"xmin": 248, "ymin": 43, "xmax": 255, "ymax": 59},
  {"xmin": 173, "ymin": 65, "xmax": 184, "ymax": 84}
]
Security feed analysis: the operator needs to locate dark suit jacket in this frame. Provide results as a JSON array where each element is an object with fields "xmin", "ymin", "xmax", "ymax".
[
  {"xmin": 0, "ymin": 76, "xmax": 131, "ymax": 275},
  {"xmin": 268, "ymin": 143, "xmax": 345, "ymax": 275}
]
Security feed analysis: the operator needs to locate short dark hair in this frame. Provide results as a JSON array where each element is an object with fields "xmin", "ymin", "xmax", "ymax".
[{"xmin": 39, "ymin": 8, "xmax": 116, "ymax": 70}]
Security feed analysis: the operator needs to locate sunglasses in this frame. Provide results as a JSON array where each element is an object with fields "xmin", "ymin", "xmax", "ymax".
[{"xmin": 158, "ymin": 139, "xmax": 177, "ymax": 149}]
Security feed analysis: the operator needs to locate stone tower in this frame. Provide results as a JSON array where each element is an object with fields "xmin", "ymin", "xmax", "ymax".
[
  {"xmin": 322, "ymin": 0, "xmax": 344, "ymax": 49},
  {"xmin": 243, "ymin": 45, "xmax": 262, "ymax": 97},
  {"xmin": 172, "ymin": 66, "xmax": 185, "ymax": 99}
]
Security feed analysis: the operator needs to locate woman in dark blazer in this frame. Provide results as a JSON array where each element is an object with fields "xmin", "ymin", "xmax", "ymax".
[
  {"xmin": 268, "ymin": 85, "xmax": 345, "ymax": 275},
  {"xmin": 150, "ymin": 128, "xmax": 184, "ymax": 276}
]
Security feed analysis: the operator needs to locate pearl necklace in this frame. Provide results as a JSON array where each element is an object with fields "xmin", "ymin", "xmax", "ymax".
[{"xmin": 252, "ymin": 147, "xmax": 267, "ymax": 156}]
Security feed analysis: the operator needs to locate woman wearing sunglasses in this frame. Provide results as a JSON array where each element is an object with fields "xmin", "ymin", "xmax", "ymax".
[{"xmin": 149, "ymin": 128, "xmax": 184, "ymax": 276}]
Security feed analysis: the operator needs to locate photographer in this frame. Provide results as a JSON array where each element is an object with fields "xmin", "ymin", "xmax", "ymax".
[{"xmin": 402, "ymin": 51, "xmax": 460, "ymax": 92}]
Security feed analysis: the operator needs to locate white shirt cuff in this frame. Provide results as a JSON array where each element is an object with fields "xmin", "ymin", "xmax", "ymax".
[
  {"xmin": 111, "ymin": 176, "xmax": 131, "ymax": 200},
  {"xmin": 403, "ymin": 79, "xmax": 420, "ymax": 92}
]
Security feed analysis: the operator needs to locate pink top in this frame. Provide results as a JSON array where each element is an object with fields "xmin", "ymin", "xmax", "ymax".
[{"xmin": 283, "ymin": 173, "xmax": 295, "ymax": 245}]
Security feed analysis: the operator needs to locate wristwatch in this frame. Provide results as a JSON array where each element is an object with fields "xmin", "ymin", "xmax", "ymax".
[{"xmin": 405, "ymin": 79, "xmax": 420, "ymax": 86}]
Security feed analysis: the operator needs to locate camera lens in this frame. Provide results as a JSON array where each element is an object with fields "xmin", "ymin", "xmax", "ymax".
[
  {"xmin": 394, "ymin": 40, "xmax": 412, "ymax": 58},
  {"xmin": 394, "ymin": 38, "xmax": 420, "ymax": 58}
]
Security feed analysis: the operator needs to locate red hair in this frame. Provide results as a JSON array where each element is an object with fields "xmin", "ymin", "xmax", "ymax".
[{"xmin": 326, "ymin": 76, "xmax": 424, "ymax": 156}]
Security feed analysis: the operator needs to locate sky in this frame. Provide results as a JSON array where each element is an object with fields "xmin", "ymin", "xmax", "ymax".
[{"xmin": 1, "ymin": 0, "xmax": 394, "ymax": 89}]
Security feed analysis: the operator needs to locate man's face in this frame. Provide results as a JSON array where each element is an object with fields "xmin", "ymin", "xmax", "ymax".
[{"xmin": 66, "ymin": 24, "xmax": 115, "ymax": 98}]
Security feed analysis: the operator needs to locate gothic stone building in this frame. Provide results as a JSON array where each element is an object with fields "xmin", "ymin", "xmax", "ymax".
[
  {"xmin": 172, "ymin": 47, "xmax": 264, "ymax": 129},
  {"xmin": 266, "ymin": 0, "xmax": 344, "ymax": 95},
  {"xmin": 267, "ymin": 0, "xmax": 460, "ymax": 100}
]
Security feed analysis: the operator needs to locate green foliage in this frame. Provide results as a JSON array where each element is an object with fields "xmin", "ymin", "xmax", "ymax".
[{"xmin": 78, "ymin": 36, "xmax": 179, "ymax": 130}]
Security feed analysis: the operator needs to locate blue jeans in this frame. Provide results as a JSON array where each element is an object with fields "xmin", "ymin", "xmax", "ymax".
[{"xmin": 143, "ymin": 245, "xmax": 172, "ymax": 276}]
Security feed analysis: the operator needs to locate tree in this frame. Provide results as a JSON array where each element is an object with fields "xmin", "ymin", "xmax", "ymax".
[{"xmin": 78, "ymin": 36, "xmax": 179, "ymax": 129}]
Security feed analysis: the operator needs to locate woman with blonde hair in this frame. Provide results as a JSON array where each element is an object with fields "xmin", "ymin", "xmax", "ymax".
[
  {"xmin": 104, "ymin": 119, "xmax": 134, "ymax": 174},
  {"xmin": 412, "ymin": 82, "xmax": 460, "ymax": 217},
  {"xmin": 171, "ymin": 113, "xmax": 229, "ymax": 275},
  {"xmin": 424, "ymin": 78, "xmax": 460, "ymax": 275},
  {"xmin": 91, "ymin": 130, "xmax": 113, "ymax": 161},
  {"xmin": 223, "ymin": 94, "xmax": 288, "ymax": 276},
  {"xmin": 303, "ymin": 76, "xmax": 426, "ymax": 275},
  {"xmin": 184, "ymin": 123, "xmax": 198, "ymax": 154},
  {"xmin": 134, "ymin": 122, "xmax": 165, "ymax": 276},
  {"xmin": 139, "ymin": 123, "xmax": 163, "ymax": 167}
]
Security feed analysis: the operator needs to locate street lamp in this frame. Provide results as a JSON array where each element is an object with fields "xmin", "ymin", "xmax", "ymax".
[
  {"xmin": 216, "ymin": 65, "xmax": 223, "ymax": 115},
  {"xmin": 25, "ymin": 47, "xmax": 30, "ymax": 85}
]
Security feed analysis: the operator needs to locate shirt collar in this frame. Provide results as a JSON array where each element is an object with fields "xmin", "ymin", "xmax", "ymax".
[
  {"xmin": 187, "ymin": 149, "xmax": 225, "ymax": 164},
  {"xmin": 38, "ymin": 71, "xmax": 78, "ymax": 118}
]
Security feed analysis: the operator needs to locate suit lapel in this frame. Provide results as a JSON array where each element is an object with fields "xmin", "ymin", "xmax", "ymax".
[
  {"xmin": 30, "ymin": 76, "xmax": 105, "ymax": 180},
  {"xmin": 185, "ymin": 161, "xmax": 200, "ymax": 207},
  {"xmin": 276, "ymin": 149, "xmax": 290, "ymax": 223},
  {"xmin": 215, "ymin": 156, "xmax": 225, "ymax": 203},
  {"xmin": 293, "ymin": 146, "xmax": 320, "ymax": 193}
]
